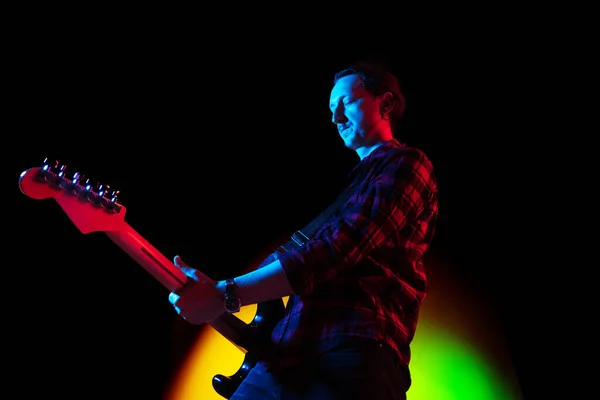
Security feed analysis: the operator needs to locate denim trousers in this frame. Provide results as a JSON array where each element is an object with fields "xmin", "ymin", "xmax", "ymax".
[{"xmin": 230, "ymin": 340, "xmax": 409, "ymax": 400}]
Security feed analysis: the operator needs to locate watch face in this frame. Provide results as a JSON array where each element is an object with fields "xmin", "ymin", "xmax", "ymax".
[{"xmin": 225, "ymin": 295, "xmax": 241, "ymax": 312}]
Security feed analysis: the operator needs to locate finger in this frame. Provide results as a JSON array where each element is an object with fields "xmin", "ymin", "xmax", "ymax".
[
  {"xmin": 173, "ymin": 255, "xmax": 214, "ymax": 283},
  {"xmin": 173, "ymin": 255, "xmax": 198, "ymax": 278},
  {"xmin": 174, "ymin": 255, "xmax": 187, "ymax": 267},
  {"xmin": 168, "ymin": 292, "xmax": 179, "ymax": 305}
]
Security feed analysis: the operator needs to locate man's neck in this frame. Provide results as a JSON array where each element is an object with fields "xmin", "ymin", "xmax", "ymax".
[{"xmin": 355, "ymin": 138, "xmax": 395, "ymax": 160}]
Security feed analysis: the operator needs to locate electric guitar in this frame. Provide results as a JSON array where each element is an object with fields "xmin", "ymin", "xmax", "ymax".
[{"xmin": 18, "ymin": 159, "xmax": 285, "ymax": 399}]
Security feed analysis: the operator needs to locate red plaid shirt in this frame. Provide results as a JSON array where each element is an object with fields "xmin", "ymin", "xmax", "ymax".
[{"xmin": 269, "ymin": 139, "xmax": 439, "ymax": 369}]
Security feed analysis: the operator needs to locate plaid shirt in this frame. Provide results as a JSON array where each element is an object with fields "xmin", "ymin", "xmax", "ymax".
[{"xmin": 268, "ymin": 139, "xmax": 439, "ymax": 369}]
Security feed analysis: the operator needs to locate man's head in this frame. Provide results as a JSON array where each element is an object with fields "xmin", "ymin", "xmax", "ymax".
[{"xmin": 330, "ymin": 61, "xmax": 405, "ymax": 157}]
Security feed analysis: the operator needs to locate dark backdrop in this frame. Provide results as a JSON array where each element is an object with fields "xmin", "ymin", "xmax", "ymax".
[{"xmin": 6, "ymin": 16, "xmax": 531, "ymax": 399}]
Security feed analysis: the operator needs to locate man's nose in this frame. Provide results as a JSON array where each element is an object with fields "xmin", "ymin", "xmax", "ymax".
[{"xmin": 332, "ymin": 108, "xmax": 346, "ymax": 124}]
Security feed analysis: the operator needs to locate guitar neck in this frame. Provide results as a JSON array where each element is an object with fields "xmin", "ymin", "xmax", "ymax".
[
  {"xmin": 19, "ymin": 165, "xmax": 255, "ymax": 352},
  {"xmin": 105, "ymin": 225, "xmax": 187, "ymax": 292},
  {"xmin": 104, "ymin": 225, "xmax": 250, "ymax": 349}
]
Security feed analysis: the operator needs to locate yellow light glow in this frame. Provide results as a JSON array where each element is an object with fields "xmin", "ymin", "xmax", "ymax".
[
  {"xmin": 166, "ymin": 297, "xmax": 289, "ymax": 400},
  {"xmin": 164, "ymin": 258, "xmax": 524, "ymax": 400}
]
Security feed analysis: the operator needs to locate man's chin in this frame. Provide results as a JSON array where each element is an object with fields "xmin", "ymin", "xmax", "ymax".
[{"xmin": 344, "ymin": 138, "xmax": 359, "ymax": 150}]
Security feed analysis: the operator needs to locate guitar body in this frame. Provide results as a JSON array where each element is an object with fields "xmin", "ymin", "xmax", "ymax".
[
  {"xmin": 18, "ymin": 160, "xmax": 285, "ymax": 399},
  {"xmin": 212, "ymin": 298, "xmax": 284, "ymax": 398}
]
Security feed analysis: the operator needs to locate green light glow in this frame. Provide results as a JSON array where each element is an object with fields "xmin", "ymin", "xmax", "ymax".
[
  {"xmin": 408, "ymin": 320, "xmax": 522, "ymax": 400},
  {"xmin": 167, "ymin": 260, "xmax": 524, "ymax": 399}
]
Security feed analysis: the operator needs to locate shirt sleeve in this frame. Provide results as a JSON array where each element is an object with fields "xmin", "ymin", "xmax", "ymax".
[{"xmin": 279, "ymin": 148, "xmax": 437, "ymax": 296}]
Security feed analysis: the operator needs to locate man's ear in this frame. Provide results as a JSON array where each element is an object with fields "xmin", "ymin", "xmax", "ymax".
[
  {"xmin": 382, "ymin": 90, "xmax": 406, "ymax": 118},
  {"xmin": 381, "ymin": 92, "xmax": 395, "ymax": 115}
]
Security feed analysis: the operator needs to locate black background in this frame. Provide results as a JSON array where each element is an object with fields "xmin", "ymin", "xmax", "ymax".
[{"xmin": 5, "ymin": 12, "xmax": 535, "ymax": 399}]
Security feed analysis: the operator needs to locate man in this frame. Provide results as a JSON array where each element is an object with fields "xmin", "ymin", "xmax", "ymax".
[{"xmin": 169, "ymin": 60, "xmax": 439, "ymax": 399}]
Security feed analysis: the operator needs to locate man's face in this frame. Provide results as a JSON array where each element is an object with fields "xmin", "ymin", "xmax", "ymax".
[{"xmin": 329, "ymin": 73, "xmax": 386, "ymax": 150}]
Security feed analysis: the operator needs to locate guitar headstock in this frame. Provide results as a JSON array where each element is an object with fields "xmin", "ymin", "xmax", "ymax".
[{"xmin": 19, "ymin": 158, "xmax": 127, "ymax": 234}]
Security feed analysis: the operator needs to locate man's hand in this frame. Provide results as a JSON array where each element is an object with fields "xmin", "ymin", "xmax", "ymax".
[{"xmin": 168, "ymin": 255, "xmax": 225, "ymax": 325}]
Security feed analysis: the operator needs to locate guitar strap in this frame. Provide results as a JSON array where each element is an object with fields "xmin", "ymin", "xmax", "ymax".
[
  {"xmin": 279, "ymin": 142, "xmax": 409, "ymax": 251},
  {"xmin": 277, "ymin": 184, "xmax": 356, "ymax": 252}
]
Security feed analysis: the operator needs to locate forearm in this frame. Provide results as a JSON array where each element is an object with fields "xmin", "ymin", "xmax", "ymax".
[{"xmin": 217, "ymin": 259, "xmax": 295, "ymax": 306}]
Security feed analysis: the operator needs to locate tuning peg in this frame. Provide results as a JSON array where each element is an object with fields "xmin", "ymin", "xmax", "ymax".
[
  {"xmin": 57, "ymin": 169, "xmax": 84, "ymax": 192},
  {"xmin": 100, "ymin": 186, "xmax": 122, "ymax": 213},
  {"xmin": 56, "ymin": 165, "xmax": 74, "ymax": 190},
  {"xmin": 81, "ymin": 178, "xmax": 100, "ymax": 202},
  {"xmin": 37, "ymin": 159, "xmax": 123, "ymax": 213},
  {"xmin": 71, "ymin": 171, "xmax": 85, "ymax": 185},
  {"xmin": 96, "ymin": 183, "xmax": 106, "ymax": 197},
  {"xmin": 38, "ymin": 158, "xmax": 68, "ymax": 188},
  {"xmin": 39, "ymin": 159, "xmax": 63, "ymax": 186},
  {"xmin": 41, "ymin": 158, "xmax": 63, "ymax": 173},
  {"xmin": 41, "ymin": 157, "xmax": 55, "ymax": 171},
  {"xmin": 72, "ymin": 172, "xmax": 88, "ymax": 196},
  {"xmin": 74, "ymin": 177, "xmax": 95, "ymax": 200},
  {"xmin": 57, "ymin": 164, "xmax": 67, "ymax": 178},
  {"xmin": 83, "ymin": 177, "xmax": 93, "ymax": 192},
  {"xmin": 86, "ymin": 182, "xmax": 121, "ymax": 213},
  {"xmin": 105, "ymin": 187, "xmax": 120, "ymax": 202}
]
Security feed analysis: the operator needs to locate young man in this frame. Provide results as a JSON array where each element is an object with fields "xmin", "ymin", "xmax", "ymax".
[{"xmin": 169, "ymin": 60, "xmax": 439, "ymax": 399}]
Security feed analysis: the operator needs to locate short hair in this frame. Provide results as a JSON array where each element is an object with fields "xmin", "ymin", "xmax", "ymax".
[{"xmin": 333, "ymin": 61, "xmax": 406, "ymax": 133}]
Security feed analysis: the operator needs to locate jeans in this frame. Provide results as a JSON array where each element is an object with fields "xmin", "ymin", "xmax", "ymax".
[{"xmin": 230, "ymin": 340, "xmax": 409, "ymax": 400}]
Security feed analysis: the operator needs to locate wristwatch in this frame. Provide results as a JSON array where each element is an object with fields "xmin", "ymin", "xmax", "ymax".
[{"xmin": 224, "ymin": 278, "xmax": 241, "ymax": 313}]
